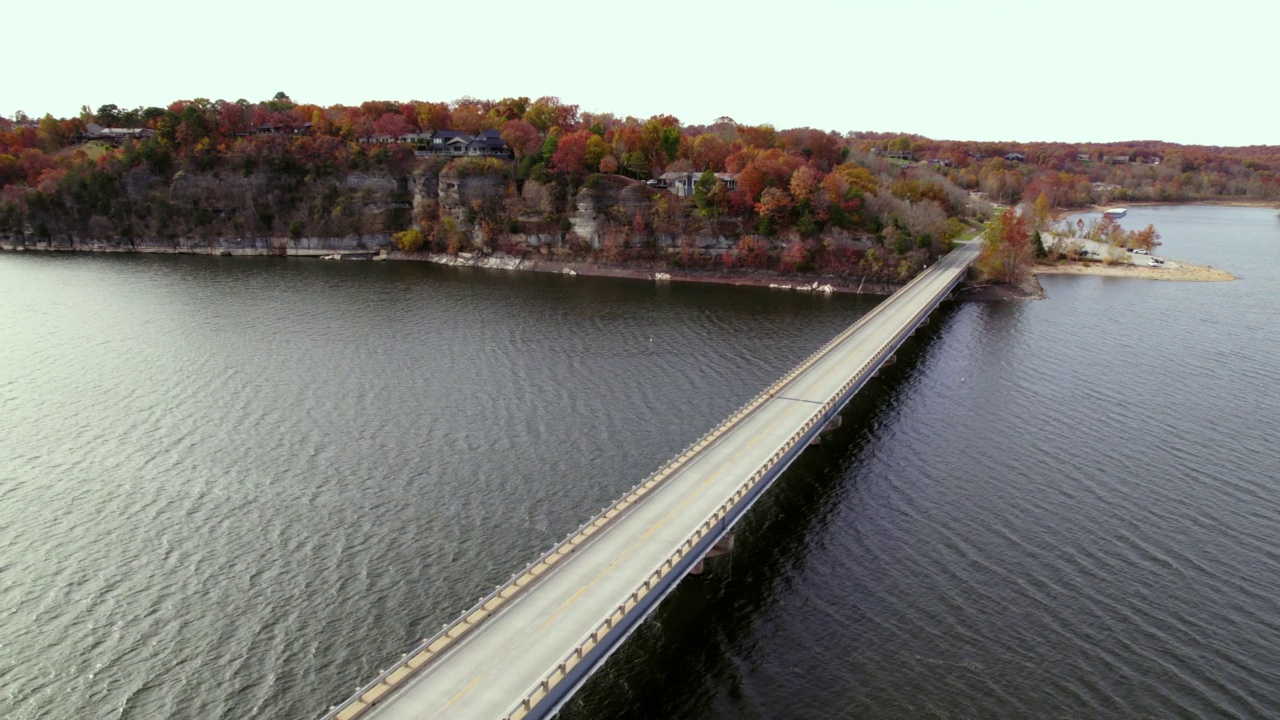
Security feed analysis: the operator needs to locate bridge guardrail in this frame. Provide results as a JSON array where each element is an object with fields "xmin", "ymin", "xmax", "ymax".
[
  {"xmin": 322, "ymin": 252, "xmax": 969, "ymax": 720},
  {"xmin": 499, "ymin": 252, "xmax": 972, "ymax": 719}
]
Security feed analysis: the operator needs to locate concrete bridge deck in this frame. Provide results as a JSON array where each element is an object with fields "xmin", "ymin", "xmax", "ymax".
[{"xmin": 323, "ymin": 241, "xmax": 980, "ymax": 720}]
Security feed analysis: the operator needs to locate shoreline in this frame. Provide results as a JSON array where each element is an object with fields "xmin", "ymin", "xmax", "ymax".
[
  {"xmin": 411, "ymin": 251, "xmax": 907, "ymax": 296},
  {"xmin": 0, "ymin": 241, "xmax": 909, "ymax": 297},
  {"xmin": 1034, "ymin": 260, "xmax": 1235, "ymax": 282},
  {"xmin": 1070, "ymin": 199, "xmax": 1278, "ymax": 213}
]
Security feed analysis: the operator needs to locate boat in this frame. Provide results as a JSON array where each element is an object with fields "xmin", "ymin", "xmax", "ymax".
[{"xmin": 1103, "ymin": 207, "xmax": 1127, "ymax": 219}]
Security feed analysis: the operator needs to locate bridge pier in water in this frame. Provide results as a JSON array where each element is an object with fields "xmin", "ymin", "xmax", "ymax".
[
  {"xmin": 808, "ymin": 415, "xmax": 843, "ymax": 445},
  {"xmin": 871, "ymin": 354, "xmax": 897, "ymax": 378},
  {"xmin": 687, "ymin": 533, "xmax": 735, "ymax": 576}
]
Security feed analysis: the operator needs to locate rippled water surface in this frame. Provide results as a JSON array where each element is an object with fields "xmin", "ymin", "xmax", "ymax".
[{"xmin": 2, "ymin": 205, "xmax": 1278, "ymax": 719}]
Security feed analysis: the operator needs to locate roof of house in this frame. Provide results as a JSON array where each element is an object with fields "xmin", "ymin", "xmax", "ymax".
[
  {"xmin": 658, "ymin": 171, "xmax": 738, "ymax": 181},
  {"xmin": 469, "ymin": 129, "xmax": 507, "ymax": 149},
  {"xmin": 433, "ymin": 130, "xmax": 471, "ymax": 141}
]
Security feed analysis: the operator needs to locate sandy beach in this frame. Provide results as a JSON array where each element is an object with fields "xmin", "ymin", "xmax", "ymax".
[{"xmin": 1035, "ymin": 261, "xmax": 1235, "ymax": 282}]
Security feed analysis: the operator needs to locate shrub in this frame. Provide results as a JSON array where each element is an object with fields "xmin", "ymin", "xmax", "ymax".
[{"xmin": 393, "ymin": 228, "xmax": 425, "ymax": 252}]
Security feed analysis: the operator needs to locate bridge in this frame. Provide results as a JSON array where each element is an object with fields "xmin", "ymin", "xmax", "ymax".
[{"xmin": 323, "ymin": 241, "xmax": 981, "ymax": 720}]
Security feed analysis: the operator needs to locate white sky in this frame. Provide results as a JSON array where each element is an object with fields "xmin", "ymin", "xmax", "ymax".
[{"xmin": 7, "ymin": 0, "xmax": 1275, "ymax": 146}]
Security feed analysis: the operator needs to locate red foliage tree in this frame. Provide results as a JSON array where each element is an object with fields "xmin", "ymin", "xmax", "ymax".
[
  {"xmin": 500, "ymin": 120, "xmax": 542, "ymax": 159},
  {"xmin": 551, "ymin": 130, "xmax": 593, "ymax": 181},
  {"xmin": 373, "ymin": 113, "xmax": 413, "ymax": 138}
]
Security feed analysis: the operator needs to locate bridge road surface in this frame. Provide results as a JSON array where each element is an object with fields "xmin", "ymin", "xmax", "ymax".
[{"xmin": 350, "ymin": 242, "xmax": 979, "ymax": 720}]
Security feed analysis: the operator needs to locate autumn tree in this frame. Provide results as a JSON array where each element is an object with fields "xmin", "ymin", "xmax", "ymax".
[
  {"xmin": 637, "ymin": 115, "xmax": 682, "ymax": 172},
  {"xmin": 755, "ymin": 186, "xmax": 793, "ymax": 234},
  {"xmin": 451, "ymin": 101, "xmax": 488, "ymax": 135},
  {"xmin": 416, "ymin": 102, "xmax": 452, "ymax": 133},
  {"xmin": 739, "ymin": 124, "xmax": 777, "ymax": 149},
  {"xmin": 36, "ymin": 115, "xmax": 66, "ymax": 152},
  {"xmin": 373, "ymin": 113, "xmax": 412, "ymax": 138},
  {"xmin": 500, "ymin": 119, "xmax": 541, "ymax": 160},
  {"xmin": 523, "ymin": 97, "xmax": 579, "ymax": 133},
  {"xmin": 978, "ymin": 209, "xmax": 1033, "ymax": 284},
  {"xmin": 1030, "ymin": 192, "xmax": 1052, "ymax": 230},
  {"xmin": 689, "ymin": 134, "xmax": 729, "ymax": 172},
  {"xmin": 584, "ymin": 134, "xmax": 609, "ymax": 171},
  {"xmin": 1127, "ymin": 223, "xmax": 1162, "ymax": 251},
  {"xmin": 550, "ymin": 130, "xmax": 592, "ymax": 182},
  {"xmin": 788, "ymin": 165, "xmax": 822, "ymax": 203},
  {"xmin": 832, "ymin": 163, "xmax": 878, "ymax": 195}
]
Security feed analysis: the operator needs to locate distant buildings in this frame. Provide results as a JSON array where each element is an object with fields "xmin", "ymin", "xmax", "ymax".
[
  {"xmin": 363, "ymin": 129, "xmax": 513, "ymax": 158},
  {"xmin": 651, "ymin": 171, "xmax": 739, "ymax": 197},
  {"xmin": 81, "ymin": 123, "xmax": 156, "ymax": 143},
  {"xmin": 75, "ymin": 121, "xmax": 515, "ymax": 159},
  {"xmin": 870, "ymin": 149, "xmax": 914, "ymax": 161}
]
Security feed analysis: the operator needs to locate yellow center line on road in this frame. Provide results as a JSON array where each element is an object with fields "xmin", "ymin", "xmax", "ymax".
[{"xmin": 443, "ymin": 675, "xmax": 484, "ymax": 709}]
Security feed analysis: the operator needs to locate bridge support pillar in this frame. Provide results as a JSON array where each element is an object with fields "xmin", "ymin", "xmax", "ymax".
[
  {"xmin": 909, "ymin": 316, "xmax": 930, "ymax": 336},
  {"xmin": 871, "ymin": 354, "xmax": 897, "ymax": 378},
  {"xmin": 809, "ymin": 415, "xmax": 843, "ymax": 445},
  {"xmin": 687, "ymin": 533, "xmax": 734, "ymax": 576}
]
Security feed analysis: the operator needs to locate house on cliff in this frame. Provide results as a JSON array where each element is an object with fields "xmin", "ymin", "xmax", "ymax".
[
  {"xmin": 341, "ymin": 128, "xmax": 514, "ymax": 158},
  {"xmin": 466, "ymin": 129, "xmax": 511, "ymax": 157},
  {"xmin": 656, "ymin": 171, "xmax": 739, "ymax": 197},
  {"xmin": 81, "ymin": 123, "xmax": 156, "ymax": 143},
  {"xmin": 411, "ymin": 130, "xmax": 512, "ymax": 158}
]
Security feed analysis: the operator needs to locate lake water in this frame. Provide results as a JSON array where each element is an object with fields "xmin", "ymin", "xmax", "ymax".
[{"xmin": 2, "ymin": 205, "xmax": 1277, "ymax": 719}]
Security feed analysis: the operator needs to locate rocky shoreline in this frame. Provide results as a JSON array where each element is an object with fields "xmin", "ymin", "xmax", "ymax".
[
  {"xmin": 0, "ymin": 236, "xmax": 910, "ymax": 297},
  {"xmin": 408, "ymin": 251, "xmax": 904, "ymax": 295}
]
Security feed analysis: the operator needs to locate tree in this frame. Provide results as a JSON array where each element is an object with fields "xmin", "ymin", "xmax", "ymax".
[
  {"xmin": 373, "ymin": 113, "xmax": 412, "ymax": 138},
  {"xmin": 978, "ymin": 209, "xmax": 1033, "ymax": 284},
  {"xmin": 523, "ymin": 96, "xmax": 579, "ymax": 133},
  {"xmin": 416, "ymin": 102, "xmax": 452, "ymax": 133},
  {"xmin": 788, "ymin": 166, "xmax": 822, "ymax": 203},
  {"xmin": 623, "ymin": 151, "xmax": 648, "ymax": 179},
  {"xmin": 37, "ymin": 115, "xmax": 65, "ymax": 152},
  {"xmin": 832, "ymin": 163, "xmax": 878, "ymax": 195},
  {"xmin": 1127, "ymin": 223, "xmax": 1162, "ymax": 251},
  {"xmin": 95, "ymin": 104, "xmax": 122, "ymax": 127},
  {"xmin": 693, "ymin": 170, "xmax": 720, "ymax": 220},
  {"xmin": 393, "ymin": 228, "xmax": 425, "ymax": 252},
  {"xmin": 500, "ymin": 120, "xmax": 541, "ymax": 160},
  {"xmin": 640, "ymin": 115, "xmax": 681, "ymax": 171},
  {"xmin": 888, "ymin": 135, "xmax": 913, "ymax": 153},
  {"xmin": 689, "ymin": 133, "xmax": 729, "ymax": 172},
  {"xmin": 584, "ymin": 134, "xmax": 609, "ymax": 171},
  {"xmin": 451, "ymin": 102, "xmax": 487, "ymax": 135},
  {"xmin": 755, "ymin": 187, "xmax": 793, "ymax": 226},
  {"xmin": 550, "ymin": 130, "xmax": 591, "ymax": 182},
  {"xmin": 599, "ymin": 154, "xmax": 619, "ymax": 174},
  {"xmin": 1030, "ymin": 192, "xmax": 1052, "ymax": 230}
]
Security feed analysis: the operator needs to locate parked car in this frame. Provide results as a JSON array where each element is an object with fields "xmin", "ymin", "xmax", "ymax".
[
  {"xmin": 1147, "ymin": 259, "xmax": 1160, "ymax": 267},
  {"xmin": 1135, "ymin": 248, "xmax": 1150, "ymax": 255}
]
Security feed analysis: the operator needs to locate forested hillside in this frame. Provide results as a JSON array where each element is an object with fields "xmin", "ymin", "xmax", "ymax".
[{"xmin": 2, "ymin": 94, "xmax": 1275, "ymax": 280}]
